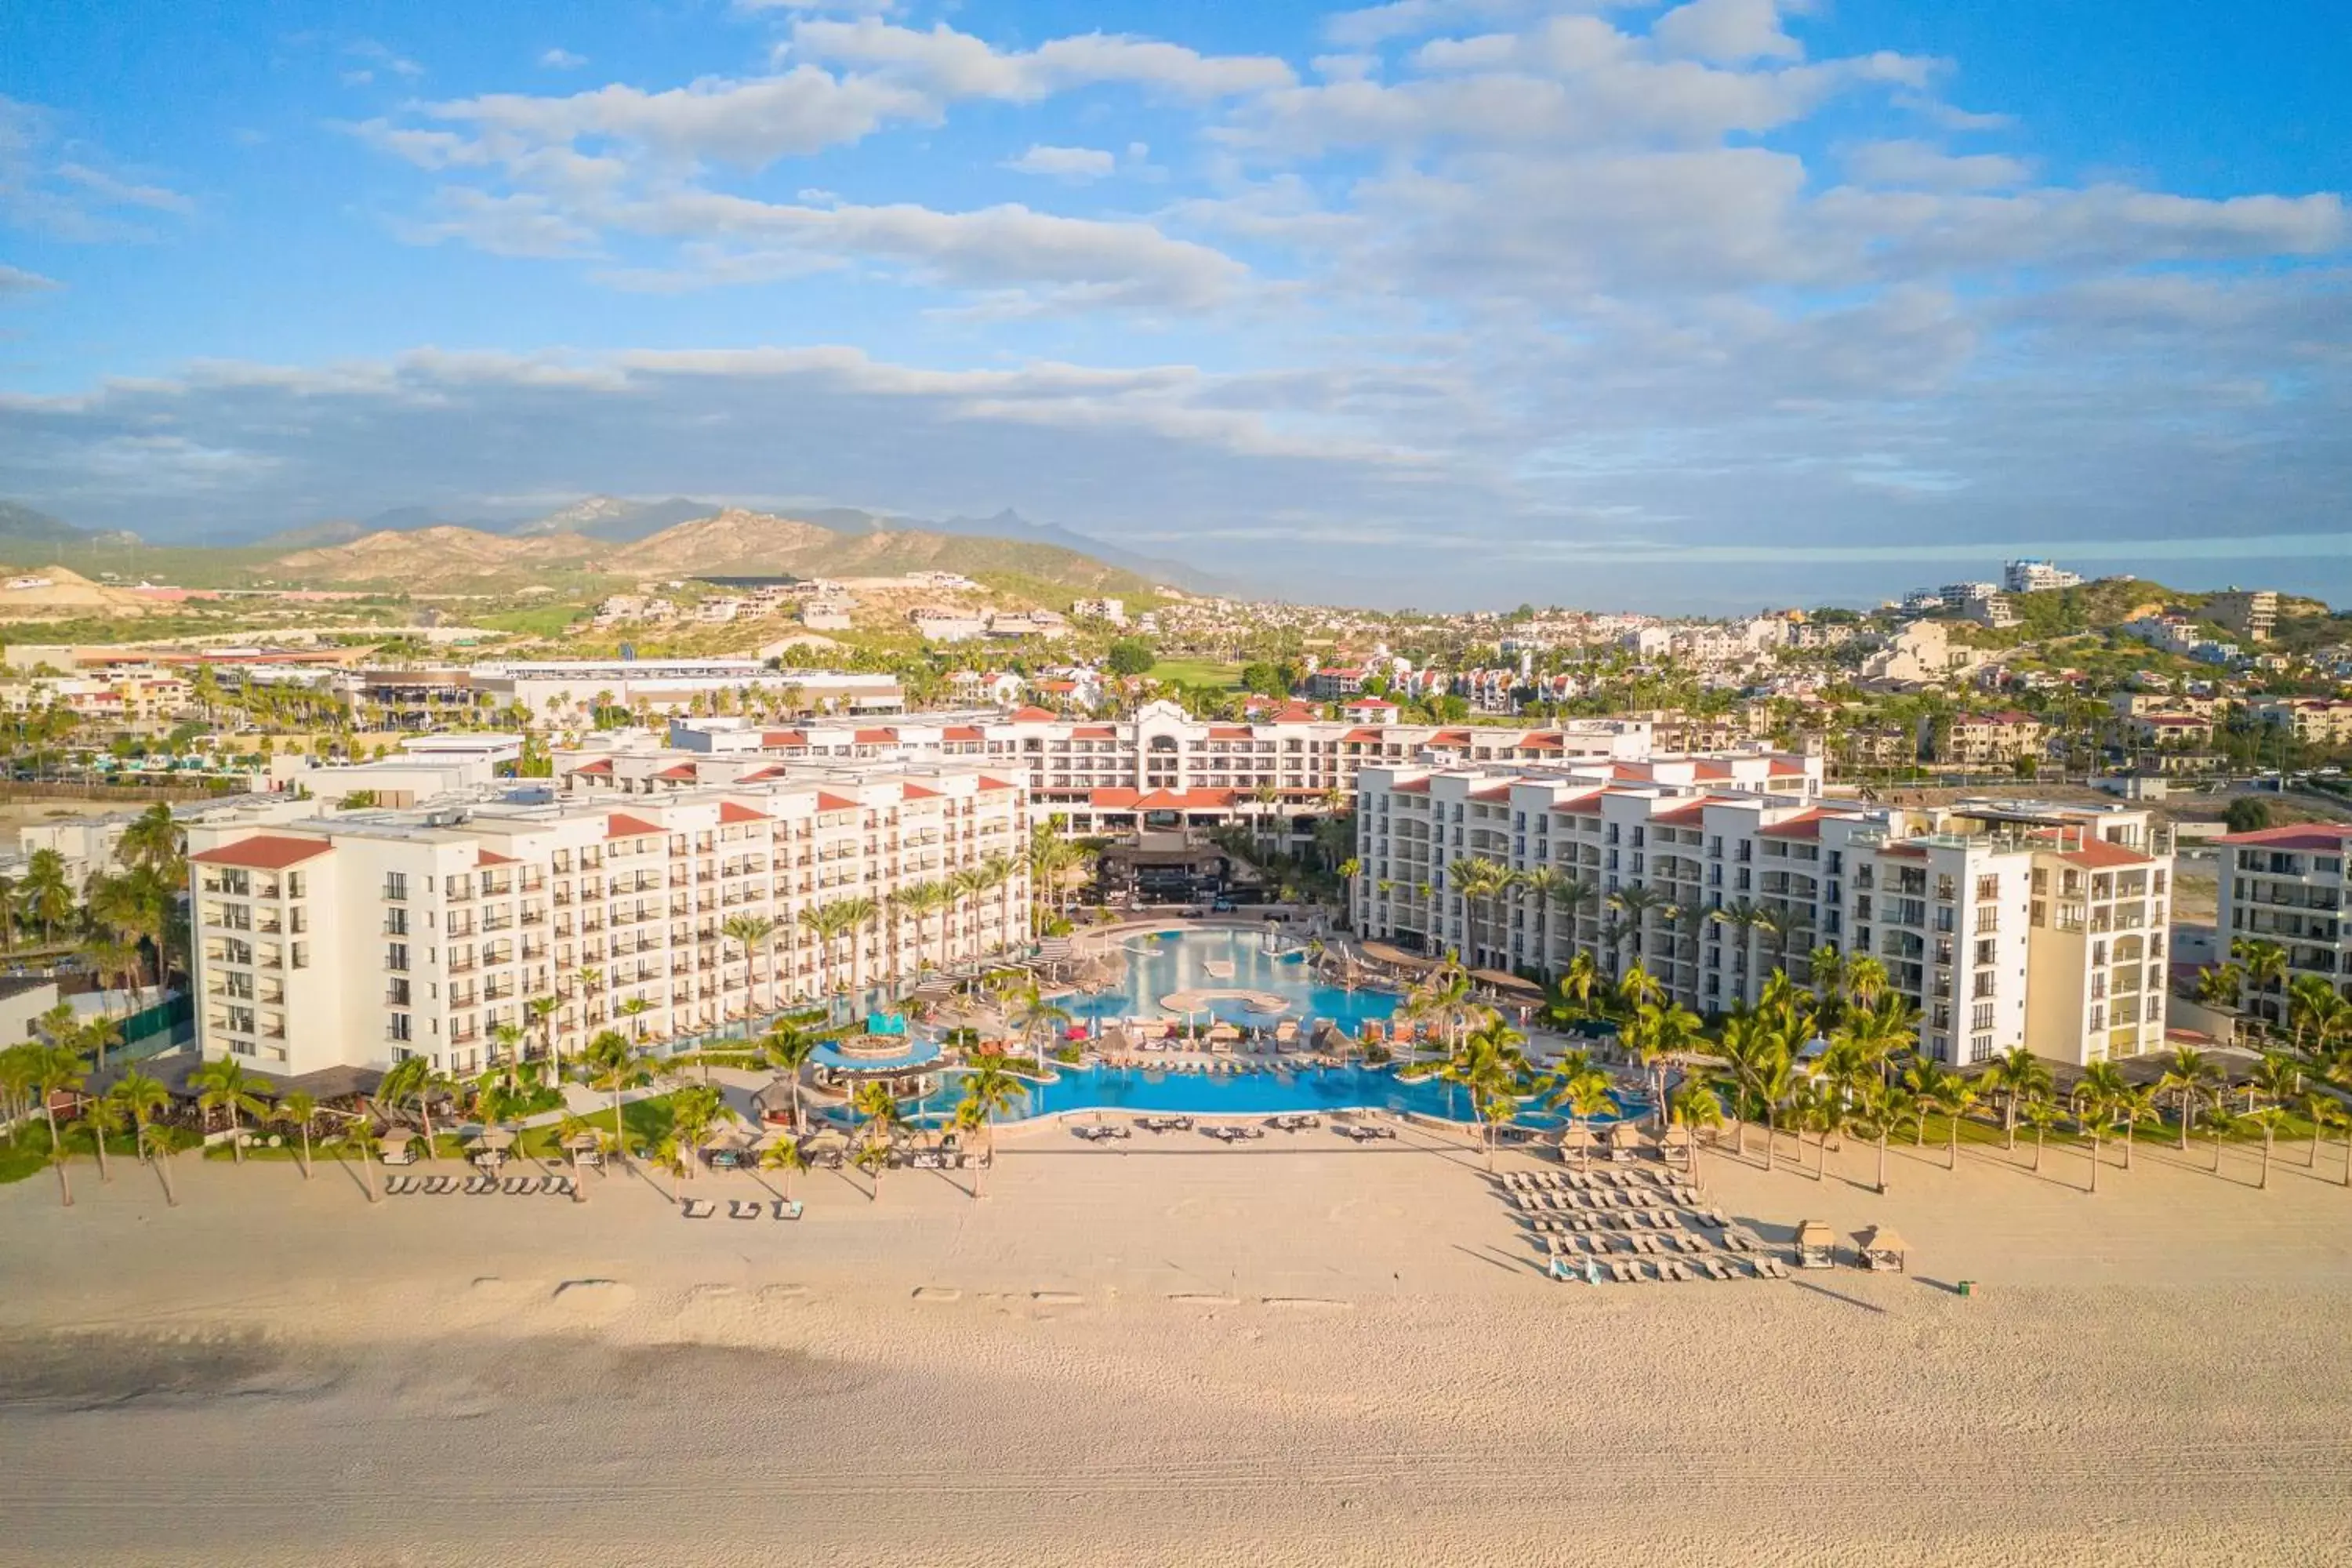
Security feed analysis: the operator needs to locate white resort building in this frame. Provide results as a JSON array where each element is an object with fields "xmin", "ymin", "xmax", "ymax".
[
  {"xmin": 1351, "ymin": 761, "xmax": 2170, "ymax": 1067},
  {"xmin": 186, "ymin": 765, "xmax": 1030, "ymax": 1081},
  {"xmin": 555, "ymin": 701, "xmax": 1743, "ymax": 842},
  {"xmin": 2214, "ymin": 822, "xmax": 2352, "ymax": 1025}
]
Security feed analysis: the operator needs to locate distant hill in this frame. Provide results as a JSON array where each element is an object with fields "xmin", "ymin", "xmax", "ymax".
[
  {"xmin": 258, "ymin": 508, "xmax": 1160, "ymax": 598},
  {"xmin": 0, "ymin": 502, "xmax": 93, "ymax": 545},
  {"xmin": 509, "ymin": 495, "xmax": 718, "ymax": 541}
]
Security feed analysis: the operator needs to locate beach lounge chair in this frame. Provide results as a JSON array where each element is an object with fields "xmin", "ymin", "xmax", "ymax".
[
  {"xmin": 463, "ymin": 1176, "xmax": 495, "ymax": 1195},
  {"xmin": 422, "ymin": 1175, "xmax": 456, "ymax": 1194},
  {"xmin": 545, "ymin": 1174, "xmax": 575, "ymax": 1196},
  {"xmin": 728, "ymin": 1199, "xmax": 761, "ymax": 1219},
  {"xmin": 681, "ymin": 1198, "xmax": 717, "ymax": 1219},
  {"xmin": 1760, "ymin": 1258, "xmax": 1791, "ymax": 1279},
  {"xmin": 774, "ymin": 1200, "xmax": 804, "ymax": 1220},
  {"xmin": 502, "ymin": 1177, "xmax": 534, "ymax": 1195},
  {"xmin": 385, "ymin": 1175, "xmax": 416, "ymax": 1195}
]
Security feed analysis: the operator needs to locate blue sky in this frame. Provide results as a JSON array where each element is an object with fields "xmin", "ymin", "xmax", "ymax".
[{"xmin": 2, "ymin": 0, "xmax": 2347, "ymax": 611}]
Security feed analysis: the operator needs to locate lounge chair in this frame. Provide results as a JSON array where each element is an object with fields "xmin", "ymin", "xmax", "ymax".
[
  {"xmin": 503, "ymin": 1177, "xmax": 535, "ymax": 1195},
  {"xmin": 463, "ymin": 1176, "xmax": 495, "ymax": 1194},
  {"xmin": 385, "ymin": 1175, "xmax": 416, "ymax": 1195},
  {"xmin": 681, "ymin": 1198, "xmax": 717, "ymax": 1219},
  {"xmin": 424, "ymin": 1175, "xmax": 458, "ymax": 1194},
  {"xmin": 728, "ymin": 1199, "xmax": 761, "ymax": 1219},
  {"xmin": 774, "ymin": 1200, "xmax": 804, "ymax": 1220},
  {"xmin": 545, "ymin": 1174, "xmax": 575, "ymax": 1196}
]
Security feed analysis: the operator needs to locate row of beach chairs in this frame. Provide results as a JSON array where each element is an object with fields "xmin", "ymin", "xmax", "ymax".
[
  {"xmin": 681, "ymin": 1197, "xmax": 803, "ymax": 1220},
  {"xmin": 1334, "ymin": 1123, "xmax": 1399, "ymax": 1142},
  {"xmin": 1557, "ymin": 1255, "xmax": 1791, "ymax": 1284},
  {"xmin": 1504, "ymin": 1169, "xmax": 1680, "ymax": 1193},
  {"xmin": 386, "ymin": 1174, "xmax": 574, "ymax": 1196}
]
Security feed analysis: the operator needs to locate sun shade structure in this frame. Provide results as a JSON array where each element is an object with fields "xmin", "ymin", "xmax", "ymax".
[
  {"xmin": 1853, "ymin": 1225, "xmax": 1910, "ymax": 1272},
  {"xmin": 1795, "ymin": 1219, "xmax": 1837, "ymax": 1269}
]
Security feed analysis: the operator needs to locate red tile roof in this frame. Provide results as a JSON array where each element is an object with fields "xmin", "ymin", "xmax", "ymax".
[
  {"xmin": 854, "ymin": 728, "xmax": 897, "ymax": 744},
  {"xmin": 2056, "ymin": 837, "xmax": 2151, "ymax": 868},
  {"xmin": 717, "ymin": 800, "xmax": 768, "ymax": 824},
  {"xmin": 815, "ymin": 791, "xmax": 862, "ymax": 812},
  {"xmin": 1393, "ymin": 777, "xmax": 1432, "ymax": 795},
  {"xmin": 1428, "ymin": 729, "xmax": 1472, "ymax": 746},
  {"xmin": 1069, "ymin": 725, "xmax": 1116, "ymax": 739},
  {"xmin": 762, "ymin": 731, "xmax": 808, "ymax": 748},
  {"xmin": 1518, "ymin": 733, "xmax": 1564, "ymax": 750},
  {"xmin": 942, "ymin": 725, "xmax": 985, "ymax": 742},
  {"xmin": 1339, "ymin": 727, "xmax": 1385, "ymax": 742},
  {"xmin": 1088, "ymin": 788, "xmax": 1142, "ymax": 808},
  {"xmin": 475, "ymin": 848, "xmax": 518, "ymax": 866},
  {"xmin": 191, "ymin": 835, "xmax": 332, "ymax": 870},
  {"xmin": 1272, "ymin": 703, "xmax": 1320, "ymax": 724},
  {"xmin": 1008, "ymin": 706, "xmax": 1059, "ymax": 722},
  {"xmin": 1210, "ymin": 725, "xmax": 1256, "ymax": 740},
  {"xmin": 1650, "ymin": 800, "xmax": 1711, "ymax": 826},
  {"xmin": 1470, "ymin": 783, "xmax": 1515, "ymax": 802},
  {"xmin": 1759, "ymin": 809, "xmax": 1833, "ymax": 840},
  {"xmin": 655, "ymin": 764, "xmax": 697, "ymax": 781},
  {"xmin": 2215, "ymin": 824, "xmax": 2352, "ymax": 850},
  {"xmin": 978, "ymin": 776, "xmax": 1019, "ymax": 792},
  {"xmin": 900, "ymin": 782, "xmax": 939, "ymax": 800},
  {"xmin": 606, "ymin": 813, "xmax": 662, "ymax": 840},
  {"xmin": 1136, "ymin": 787, "xmax": 1237, "ymax": 810},
  {"xmin": 568, "ymin": 757, "xmax": 614, "ymax": 775}
]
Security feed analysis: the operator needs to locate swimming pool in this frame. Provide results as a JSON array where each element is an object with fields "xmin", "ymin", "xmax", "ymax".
[
  {"xmin": 1063, "ymin": 927, "xmax": 1402, "ymax": 1033},
  {"xmin": 856, "ymin": 1063, "xmax": 1646, "ymax": 1130}
]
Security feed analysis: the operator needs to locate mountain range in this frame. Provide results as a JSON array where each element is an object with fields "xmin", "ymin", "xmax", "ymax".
[
  {"xmin": 0, "ymin": 493, "xmax": 1230, "ymax": 597},
  {"xmin": 238, "ymin": 495, "xmax": 1221, "ymax": 590}
]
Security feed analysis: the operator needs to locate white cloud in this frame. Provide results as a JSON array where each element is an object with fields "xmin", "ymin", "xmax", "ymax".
[
  {"xmin": 425, "ymin": 69, "xmax": 938, "ymax": 168},
  {"xmin": 608, "ymin": 194, "xmax": 1247, "ymax": 307},
  {"xmin": 1843, "ymin": 139, "xmax": 2029, "ymax": 191},
  {"xmin": 0, "ymin": 263, "xmax": 60, "ymax": 295},
  {"xmin": 785, "ymin": 19, "xmax": 1295, "ymax": 101},
  {"xmin": 1004, "ymin": 143, "xmax": 1116, "ymax": 180},
  {"xmin": 0, "ymin": 95, "xmax": 196, "ymax": 240},
  {"xmin": 1652, "ymin": 0, "xmax": 1812, "ymax": 64},
  {"xmin": 345, "ymin": 39, "xmax": 424, "ymax": 78},
  {"xmin": 397, "ymin": 188, "xmax": 601, "ymax": 258},
  {"xmin": 1323, "ymin": 0, "xmax": 1545, "ymax": 49},
  {"xmin": 55, "ymin": 162, "xmax": 197, "ymax": 214},
  {"xmin": 539, "ymin": 47, "xmax": 588, "ymax": 71}
]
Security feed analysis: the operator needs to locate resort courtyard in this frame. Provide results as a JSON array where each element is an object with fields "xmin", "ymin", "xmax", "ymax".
[{"xmin": 3, "ymin": 1116, "xmax": 2350, "ymax": 1568}]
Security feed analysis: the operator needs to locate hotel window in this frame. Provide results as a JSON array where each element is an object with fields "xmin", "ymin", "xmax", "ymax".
[
  {"xmin": 1969, "ymin": 1033, "xmax": 1994, "ymax": 1064},
  {"xmin": 384, "ymin": 872, "xmax": 408, "ymax": 901},
  {"xmin": 1971, "ymin": 1002, "xmax": 1995, "ymax": 1032},
  {"xmin": 1976, "ymin": 874, "xmax": 1998, "ymax": 902},
  {"xmin": 290, "ymin": 942, "xmax": 308, "ymax": 971}
]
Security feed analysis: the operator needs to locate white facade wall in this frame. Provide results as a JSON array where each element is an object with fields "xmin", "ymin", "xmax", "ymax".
[
  {"xmin": 189, "ymin": 767, "xmax": 1031, "ymax": 1079},
  {"xmin": 1354, "ymin": 768, "xmax": 2164, "ymax": 1066}
]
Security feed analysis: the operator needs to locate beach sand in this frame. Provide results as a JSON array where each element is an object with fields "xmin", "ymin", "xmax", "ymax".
[{"xmin": 3, "ymin": 1120, "xmax": 2350, "ymax": 1567}]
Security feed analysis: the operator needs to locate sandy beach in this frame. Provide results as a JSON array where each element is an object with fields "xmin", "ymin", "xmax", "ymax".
[{"xmin": 4, "ymin": 1120, "xmax": 2350, "ymax": 1567}]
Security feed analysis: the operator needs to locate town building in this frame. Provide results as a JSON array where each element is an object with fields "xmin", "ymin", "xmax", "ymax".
[
  {"xmin": 2004, "ymin": 559, "xmax": 2083, "ymax": 594},
  {"xmin": 2249, "ymin": 698, "xmax": 2352, "ymax": 748},
  {"xmin": 356, "ymin": 662, "xmax": 904, "ymax": 723},
  {"xmin": 187, "ymin": 764, "xmax": 1031, "ymax": 1082},
  {"xmin": 1351, "ymin": 768, "xmax": 2169, "ymax": 1066},
  {"xmin": 556, "ymin": 702, "xmax": 1714, "ymax": 845},
  {"xmin": 2205, "ymin": 588, "xmax": 2278, "ymax": 643},
  {"xmin": 1929, "ymin": 712, "xmax": 2050, "ymax": 769},
  {"xmin": 2215, "ymin": 822, "xmax": 2351, "ymax": 1026},
  {"xmin": 1072, "ymin": 597, "xmax": 1127, "ymax": 626}
]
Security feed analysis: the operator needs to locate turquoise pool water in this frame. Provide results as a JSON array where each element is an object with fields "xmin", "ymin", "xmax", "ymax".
[
  {"xmin": 1064, "ymin": 927, "xmax": 1402, "ymax": 1032},
  {"xmin": 846, "ymin": 1063, "xmax": 1646, "ymax": 1130}
]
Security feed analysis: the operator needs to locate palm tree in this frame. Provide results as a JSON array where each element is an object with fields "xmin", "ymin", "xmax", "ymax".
[
  {"xmin": 1439, "ymin": 1016, "xmax": 1530, "ymax": 1171},
  {"xmin": 1712, "ymin": 1011, "xmax": 1780, "ymax": 1160},
  {"xmin": 2020, "ymin": 1093, "xmax": 2060, "ymax": 1173},
  {"xmin": 2230, "ymin": 938, "xmax": 2288, "ymax": 1032},
  {"xmin": 2248, "ymin": 1051, "xmax": 2304, "ymax": 1118},
  {"xmin": 1898, "ymin": 1056, "xmax": 1964, "ymax": 1156},
  {"xmin": 760, "ymin": 1135, "xmax": 808, "ymax": 1203},
  {"xmin": 277, "ymin": 1091, "xmax": 320, "ymax": 1178},
  {"xmin": 1792, "ymin": 1078, "xmax": 1843, "ymax": 1181},
  {"xmin": 343, "ymin": 1118, "xmax": 383, "ymax": 1204},
  {"xmin": 760, "ymin": 1019, "xmax": 818, "ymax": 1132},
  {"xmin": 1543, "ymin": 1067, "xmax": 1618, "ymax": 1166},
  {"xmin": 525, "ymin": 994, "xmax": 563, "ymax": 1070},
  {"xmin": 1844, "ymin": 954, "xmax": 1889, "ymax": 1015},
  {"xmin": 1548, "ymin": 875, "xmax": 1598, "ymax": 963},
  {"xmin": 2071, "ymin": 1061, "xmax": 2129, "ymax": 1195},
  {"xmin": 2245, "ymin": 1105, "xmax": 2288, "ymax": 1189},
  {"xmin": 1806, "ymin": 944, "xmax": 1846, "ymax": 1014},
  {"xmin": 1845, "ymin": 1078, "xmax": 1907, "ymax": 1193},
  {"xmin": 851, "ymin": 1080, "xmax": 899, "ymax": 1200},
  {"xmin": 1548, "ymin": 951, "xmax": 1602, "ymax": 1024},
  {"xmin": 954, "ymin": 1057, "xmax": 1027, "ymax": 1196},
  {"xmin": 583, "ymin": 1029, "xmax": 648, "ymax": 1165},
  {"xmin": 1616, "ymin": 966, "xmax": 1664, "ymax": 1014},
  {"xmin": 1606, "ymin": 884, "xmax": 1669, "ymax": 978},
  {"xmin": 2192, "ymin": 961, "xmax": 2245, "ymax": 1011},
  {"xmin": 720, "ymin": 913, "xmax": 778, "ymax": 1025},
  {"xmin": 1987, "ymin": 1045, "xmax": 2053, "ymax": 1152},
  {"xmin": 111, "ymin": 1069, "xmax": 175, "ymax": 1205},
  {"xmin": 1668, "ymin": 1072, "xmax": 1726, "ymax": 1178},
  {"xmin": 1012, "ymin": 983, "xmax": 1073, "ymax": 1073},
  {"xmin": 1446, "ymin": 856, "xmax": 1512, "ymax": 968},
  {"xmin": 949, "ymin": 866, "xmax": 992, "ymax": 967},
  {"xmin": 2156, "ymin": 1046, "xmax": 2221, "ymax": 1150},
  {"xmin": 80, "ymin": 1090, "xmax": 125, "ymax": 1185},
  {"xmin": 191, "ymin": 1056, "xmax": 272, "ymax": 1163},
  {"xmin": 668, "ymin": 1082, "xmax": 724, "ymax": 1180},
  {"xmin": 117, "ymin": 803, "xmax": 185, "ymax": 882},
  {"xmin": 2113, "ymin": 1083, "xmax": 2158, "ymax": 1172},
  {"xmin": 16, "ymin": 848, "xmax": 74, "ymax": 943},
  {"xmin": 555, "ymin": 1111, "xmax": 604, "ymax": 1203},
  {"xmin": 377, "ymin": 1055, "xmax": 448, "ymax": 1157},
  {"xmin": 2306, "ymin": 1093, "xmax": 2352, "ymax": 1187}
]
